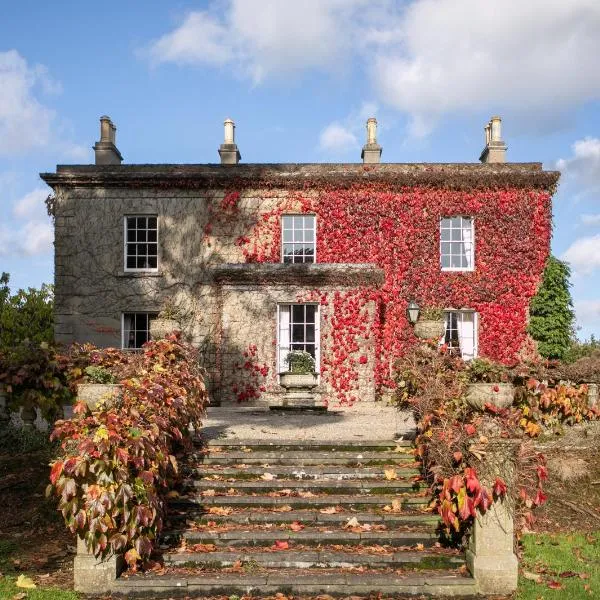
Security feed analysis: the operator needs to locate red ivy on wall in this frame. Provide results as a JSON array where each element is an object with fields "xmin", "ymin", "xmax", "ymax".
[{"xmin": 224, "ymin": 184, "xmax": 551, "ymax": 403}]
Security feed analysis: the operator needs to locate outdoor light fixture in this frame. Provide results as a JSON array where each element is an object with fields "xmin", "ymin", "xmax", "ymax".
[{"xmin": 406, "ymin": 300, "xmax": 420, "ymax": 324}]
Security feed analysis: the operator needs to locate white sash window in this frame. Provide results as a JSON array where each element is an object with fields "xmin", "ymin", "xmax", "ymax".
[
  {"xmin": 281, "ymin": 215, "xmax": 316, "ymax": 263},
  {"xmin": 440, "ymin": 216, "xmax": 474, "ymax": 271},
  {"xmin": 122, "ymin": 312, "xmax": 158, "ymax": 349},
  {"xmin": 444, "ymin": 310, "xmax": 478, "ymax": 360},
  {"xmin": 277, "ymin": 304, "xmax": 320, "ymax": 373}
]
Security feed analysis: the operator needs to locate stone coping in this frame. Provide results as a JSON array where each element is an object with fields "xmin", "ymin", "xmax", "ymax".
[
  {"xmin": 208, "ymin": 263, "xmax": 385, "ymax": 287},
  {"xmin": 41, "ymin": 162, "xmax": 559, "ymax": 190}
]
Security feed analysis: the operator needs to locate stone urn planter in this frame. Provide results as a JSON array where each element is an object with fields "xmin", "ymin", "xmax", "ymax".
[
  {"xmin": 279, "ymin": 373, "xmax": 319, "ymax": 408},
  {"xmin": 414, "ymin": 319, "xmax": 445, "ymax": 340},
  {"xmin": 466, "ymin": 383, "xmax": 515, "ymax": 411},
  {"xmin": 77, "ymin": 384, "xmax": 122, "ymax": 410},
  {"xmin": 150, "ymin": 318, "xmax": 180, "ymax": 341}
]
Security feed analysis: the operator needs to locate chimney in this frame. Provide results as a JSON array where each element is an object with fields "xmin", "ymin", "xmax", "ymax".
[
  {"xmin": 361, "ymin": 117, "xmax": 382, "ymax": 164},
  {"xmin": 479, "ymin": 116, "xmax": 507, "ymax": 163},
  {"xmin": 93, "ymin": 116, "xmax": 123, "ymax": 165},
  {"xmin": 218, "ymin": 118, "xmax": 241, "ymax": 165}
]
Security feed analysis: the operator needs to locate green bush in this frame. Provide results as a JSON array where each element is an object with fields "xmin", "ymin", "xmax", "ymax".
[
  {"xmin": 285, "ymin": 350, "xmax": 315, "ymax": 374},
  {"xmin": 528, "ymin": 257, "xmax": 575, "ymax": 360}
]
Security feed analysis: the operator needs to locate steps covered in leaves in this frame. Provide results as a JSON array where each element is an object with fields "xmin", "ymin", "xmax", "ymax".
[{"xmin": 113, "ymin": 438, "xmax": 477, "ymax": 597}]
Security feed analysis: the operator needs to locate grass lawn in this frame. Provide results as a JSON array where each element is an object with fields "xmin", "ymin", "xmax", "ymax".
[
  {"xmin": 0, "ymin": 578, "xmax": 78, "ymax": 599},
  {"xmin": 518, "ymin": 532, "xmax": 600, "ymax": 599}
]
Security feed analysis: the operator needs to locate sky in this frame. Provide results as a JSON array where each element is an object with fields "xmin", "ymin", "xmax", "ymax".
[{"xmin": 0, "ymin": 0, "xmax": 599, "ymax": 338}]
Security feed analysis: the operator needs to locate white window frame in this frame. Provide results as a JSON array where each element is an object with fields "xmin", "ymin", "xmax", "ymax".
[
  {"xmin": 281, "ymin": 214, "xmax": 317, "ymax": 264},
  {"xmin": 123, "ymin": 215, "xmax": 159, "ymax": 272},
  {"xmin": 121, "ymin": 312, "xmax": 158, "ymax": 350},
  {"xmin": 440, "ymin": 216, "xmax": 475, "ymax": 272},
  {"xmin": 277, "ymin": 303, "xmax": 320, "ymax": 374},
  {"xmin": 443, "ymin": 309, "xmax": 478, "ymax": 360}
]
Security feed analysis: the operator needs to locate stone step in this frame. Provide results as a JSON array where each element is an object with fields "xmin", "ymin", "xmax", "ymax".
[
  {"xmin": 167, "ymin": 509, "xmax": 440, "ymax": 527},
  {"xmin": 199, "ymin": 438, "xmax": 413, "ymax": 450},
  {"xmin": 163, "ymin": 528, "xmax": 437, "ymax": 547},
  {"xmin": 170, "ymin": 494, "xmax": 429, "ymax": 510},
  {"xmin": 182, "ymin": 479, "xmax": 422, "ymax": 494},
  {"xmin": 185, "ymin": 465, "xmax": 422, "ymax": 480},
  {"xmin": 195, "ymin": 450, "xmax": 415, "ymax": 466},
  {"xmin": 163, "ymin": 548, "xmax": 461, "ymax": 569},
  {"xmin": 113, "ymin": 570, "xmax": 477, "ymax": 597}
]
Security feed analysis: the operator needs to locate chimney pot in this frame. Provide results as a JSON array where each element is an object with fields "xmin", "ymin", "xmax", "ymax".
[
  {"xmin": 479, "ymin": 115, "xmax": 507, "ymax": 164},
  {"xmin": 219, "ymin": 118, "xmax": 241, "ymax": 165},
  {"xmin": 94, "ymin": 115, "xmax": 123, "ymax": 165},
  {"xmin": 361, "ymin": 117, "xmax": 382, "ymax": 164}
]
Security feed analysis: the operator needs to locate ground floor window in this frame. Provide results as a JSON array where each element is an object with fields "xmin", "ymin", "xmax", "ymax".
[
  {"xmin": 122, "ymin": 312, "xmax": 158, "ymax": 349},
  {"xmin": 278, "ymin": 304, "xmax": 320, "ymax": 372},
  {"xmin": 444, "ymin": 310, "xmax": 478, "ymax": 360}
]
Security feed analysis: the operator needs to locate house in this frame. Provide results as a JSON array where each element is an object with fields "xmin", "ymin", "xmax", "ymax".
[{"xmin": 41, "ymin": 116, "xmax": 559, "ymax": 406}]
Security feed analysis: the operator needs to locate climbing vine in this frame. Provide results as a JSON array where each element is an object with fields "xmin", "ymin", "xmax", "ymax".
[{"xmin": 213, "ymin": 184, "xmax": 552, "ymax": 402}]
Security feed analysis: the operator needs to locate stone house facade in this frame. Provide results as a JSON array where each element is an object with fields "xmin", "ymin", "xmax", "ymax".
[{"xmin": 41, "ymin": 116, "xmax": 559, "ymax": 406}]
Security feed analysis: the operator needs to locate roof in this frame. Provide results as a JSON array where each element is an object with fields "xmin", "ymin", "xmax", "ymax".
[{"xmin": 40, "ymin": 162, "xmax": 560, "ymax": 191}]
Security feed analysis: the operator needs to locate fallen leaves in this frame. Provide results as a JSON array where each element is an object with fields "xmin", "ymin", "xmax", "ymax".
[
  {"xmin": 383, "ymin": 499, "xmax": 403, "ymax": 513},
  {"xmin": 273, "ymin": 505, "xmax": 293, "ymax": 512},
  {"xmin": 384, "ymin": 468, "xmax": 398, "ymax": 481},
  {"xmin": 289, "ymin": 521, "xmax": 304, "ymax": 532},
  {"xmin": 261, "ymin": 473, "xmax": 275, "ymax": 481},
  {"xmin": 319, "ymin": 506, "xmax": 341, "ymax": 514},
  {"xmin": 272, "ymin": 540, "xmax": 289, "ymax": 550},
  {"xmin": 15, "ymin": 574, "xmax": 37, "ymax": 589},
  {"xmin": 207, "ymin": 506, "xmax": 232, "ymax": 516}
]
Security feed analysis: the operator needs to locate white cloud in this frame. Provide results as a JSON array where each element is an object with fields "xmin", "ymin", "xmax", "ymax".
[
  {"xmin": 145, "ymin": 0, "xmax": 379, "ymax": 83},
  {"xmin": 574, "ymin": 300, "xmax": 600, "ymax": 337},
  {"xmin": 556, "ymin": 137, "xmax": 600, "ymax": 190},
  {"xmin": 145, "ymin": 1, "xmax": 600, "ymax": 135},
  {"xmin": 561, "ymin": 234, "xmax": 600, "ymax": 275},
  {"xmin": 581, "ymin": 214, "xmax": 600, "ymax": 226},
  {"xmin": 373, "ymin": 0, "xmax": 600, "ymax": 135},
  {"xmin": 319, "ymin": 122, "xmax": 359, "ymax": 153},
  {"xmin": 0, "ymin": 187, "xmax": 53, "ymax": 257},
  {"xmin": 0, "ymin": 50, "xmax": 55, "ymax": 155},
  {"xmin": 12, "ymin": 188, "xmax": 48, "ymax": 220}
]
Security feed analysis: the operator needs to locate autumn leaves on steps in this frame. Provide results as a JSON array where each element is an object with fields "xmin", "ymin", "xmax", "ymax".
[{"xmin": 114, "ymin": 439, "xmax": 478, "ymax": 597}]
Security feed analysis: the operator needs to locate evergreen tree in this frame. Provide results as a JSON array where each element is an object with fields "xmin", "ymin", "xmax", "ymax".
[{"xmin": 528, "ymin": 256, "xmax": 575, "ymax": 359}]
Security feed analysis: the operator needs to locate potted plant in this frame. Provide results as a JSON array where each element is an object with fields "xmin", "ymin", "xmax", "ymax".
[
  {"xmin": 77, "ymin": 366, "xmax": 121, "ymax": 409},
  {"xmin": 464, "ymin": 358, "xmax": 514, "ymax": 411},
  {"xmin": 414, "ymin": 307, "xmax": 446, "ymax": 340},
  {"xmin": 150, "ymin": 300, "xmax": 181, "ymax": 341},
  {"xmin": 279, "ymin": 351, "xmax": 319, "ymax": 407}
]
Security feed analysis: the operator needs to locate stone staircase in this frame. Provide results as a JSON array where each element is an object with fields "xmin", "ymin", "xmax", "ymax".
[{"xmin": 113, "ymin": 438, "xmax": 478, "ymax": 597}]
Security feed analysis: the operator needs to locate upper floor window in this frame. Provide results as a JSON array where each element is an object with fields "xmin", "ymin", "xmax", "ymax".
[
  {"xmin": 282, "ymin": 215, "xmax": 315, "ymax": 263},
  {"xmin": 122, "ymin": 312, "xmax": 158, "ymax": 350},
  {"xmin": 124, "ymin": 216, "xmax": 158, "ymax": 271},
  {"xmin": 444, "ymin": 310, "xmax": 478, "ymax": 360},
  {"xmin": 440, "ymin": 216, "xmax": 474, "ymax": 271}
]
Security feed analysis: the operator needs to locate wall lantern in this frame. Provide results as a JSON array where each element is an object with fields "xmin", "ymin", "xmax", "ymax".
[{"xmin": 406, "ymin": 300, "xmax": 420, "ymax": 324}]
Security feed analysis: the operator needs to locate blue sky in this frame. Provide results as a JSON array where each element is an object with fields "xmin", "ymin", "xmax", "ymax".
[{"xmin": 1, "ymin": 0, "xmax": 599, "ymax": 337}]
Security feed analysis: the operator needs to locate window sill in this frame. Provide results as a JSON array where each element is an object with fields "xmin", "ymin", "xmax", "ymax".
[
  {"xmin": 441, "ymin": 268, "xmax": 475, "ymax": 273},
  {"xmin": 117, "ymin": 271, "xmax": 163, "ymax": 278}
]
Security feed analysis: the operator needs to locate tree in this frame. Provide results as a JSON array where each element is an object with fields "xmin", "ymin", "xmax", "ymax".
[
  {"xmin": 0, "ymin": 274, "xmax": 54, "ymax": 349},
  {"xmin": 528, "ymin": 256, "xmax": 575, "ymax": 360}
]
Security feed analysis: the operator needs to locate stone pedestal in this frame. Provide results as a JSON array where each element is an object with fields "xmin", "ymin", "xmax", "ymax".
[
  {"xmin": 279, "ymin": 373, "xmax": 319, "ymax": 408},
  {"xmin": 77, "ymin": 384, "xmax": 122, "ymax": 409},
  {"xmin": 466, "ymin": 439, "xmax": 519, "ymax": 595},
  {"xmin": 74, "ymin": 536, "xmax": 122, "ymax": 594},
  {"xmin": 587, "ymin": 383, "xmax": 598, "ymax": 408}
]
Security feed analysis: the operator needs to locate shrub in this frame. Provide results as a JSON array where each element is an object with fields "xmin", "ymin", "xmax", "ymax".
[
  {"xmin": 528, "ymin": 256, "xmax": 575, "ymax": 360},
  {"xmin": 47, "ymin": 334, "xmax": 207, "ymax": 569},
  {"xmin": 285, "ymin": 351, "xmax": 315, "ymax": 374},
  {"xmin": 420, "ymin": 307, "xmax": 445, "ymax": 321},
  {"xmin": 0, "ymin": 341, "xmax": 74, "ymax": 421},
  {"xmin": 466, "ymin": 357, "xmax": 510, "ymax": 383},
  {"xmin": 83, "ymin": 365, "xmax": 118, "ymax": 384},
  {"xmin": 558, "ymin": 350, "xmax": 600, "ymax": 384},
  {"xmin": 0, "ymin": 273, "xmax": 54, "ymax": 349},
  {"xmin": 393, "ymin": 345, "xmax": 598, "ymax": 544}
]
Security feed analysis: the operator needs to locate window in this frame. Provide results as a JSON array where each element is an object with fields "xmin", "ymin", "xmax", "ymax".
[
  {"xmin": 444, "ymin": 310, "xmax": 478, "ymax": 360},
  {"xmin": 440, "ymin": 216, "xmax": 474, "ymax": 271},
  {"xmin": 122, "ymin": 312, "xmax": 158, "ymax": 349},
  {"xmin": 124, "ymin": 216, "xmax": 158, "ymax": 271},
  {"xmin": 281, "ymin": 215, "xmax": 316, "ymax": 263},
  {"xmin": 278, "ymin": 304, "xmax": 320, "ymax": 372}
]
